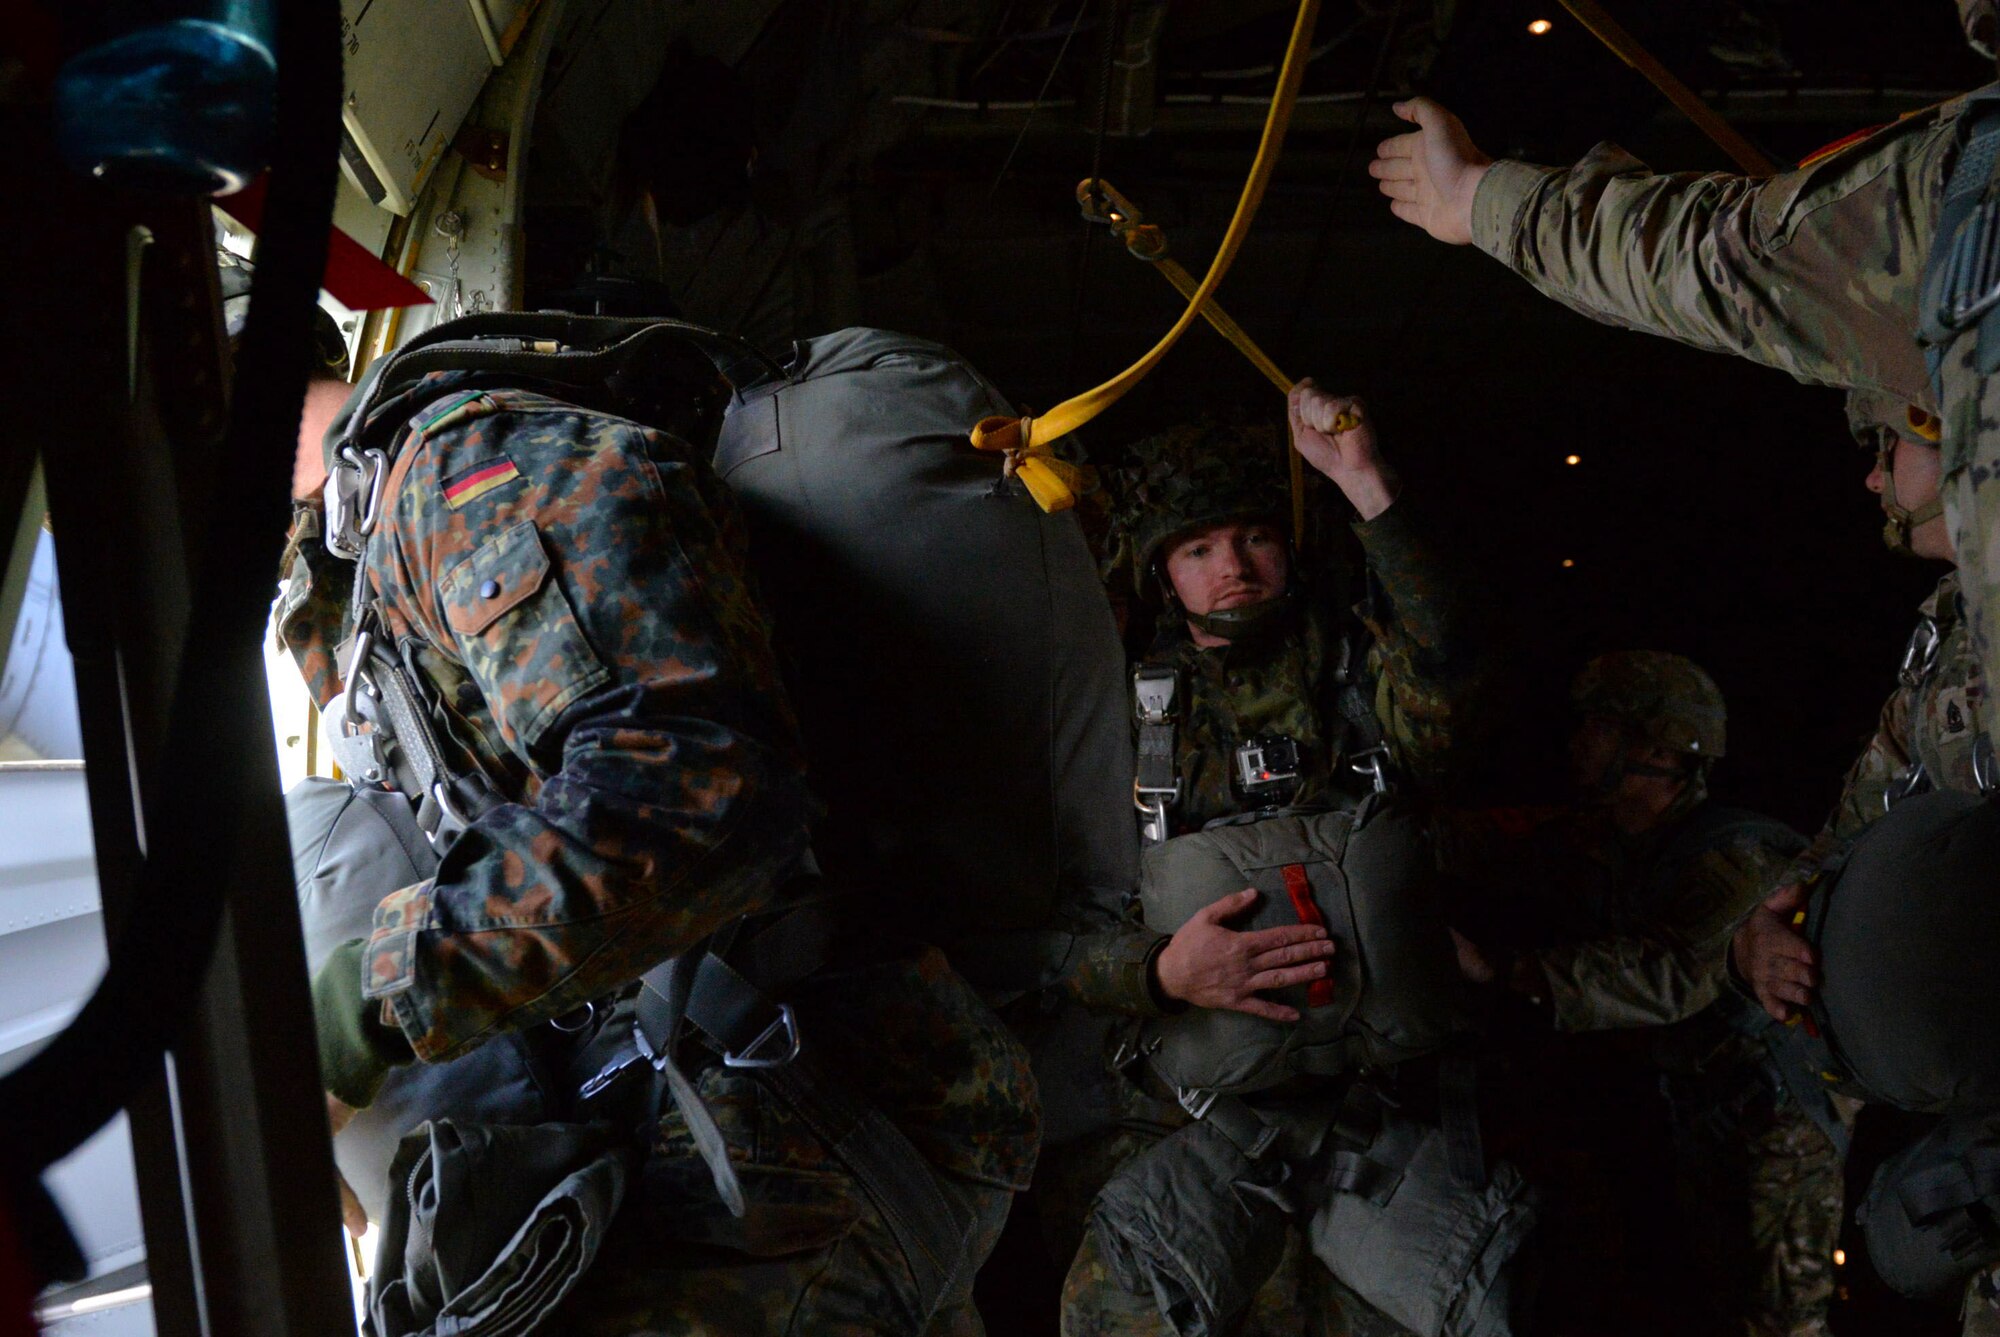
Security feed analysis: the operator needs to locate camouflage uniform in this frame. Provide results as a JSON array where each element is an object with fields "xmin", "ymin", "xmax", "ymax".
[
  {"xmin": 278, "ymin": 377, "xmax": 1038, "ymax": 1333},
  {"xmin": 1052, "ymin": 422, "xmax": 1481, "ymax": 1336},
  {"xmin": 1440, "ymin": 654, "xmax": 1840, "ymax": 1337},
  {"xmin": 1462, "ymin": 90, "xmax": 2000, "ymax": 773}
]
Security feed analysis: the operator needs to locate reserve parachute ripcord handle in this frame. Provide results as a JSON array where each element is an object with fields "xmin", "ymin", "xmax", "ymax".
[
  {"xmin": 1078, "ymin": 178, "xmax": 1360, "ymax": 544},
  {"xmin": 971, "ymin": 0, "xmax": 1325, "ymax": 514}
]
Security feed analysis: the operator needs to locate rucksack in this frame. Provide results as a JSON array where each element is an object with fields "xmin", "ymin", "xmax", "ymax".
[{"xmin": 711, "ymin": 326, "xmax": 1137, "ymax": 966}]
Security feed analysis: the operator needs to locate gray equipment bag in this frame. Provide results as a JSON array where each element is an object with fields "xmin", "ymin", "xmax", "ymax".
[
  {"xmin": 1309, "ymin": 1107, "xmax": 1540, "ymax": 1337},
  {"xmin": 712, "ymin": 328, "xmax": 1137, "ymax": 1146},
  {"xmin": 711, "ymin": 327, "xmax": 1137, "ymax": 965},
  {"xmin": 1137, "ymin": 799, "xmax": 1470, "ymax": 1098},
  {"xmin": 1089, "ymin": 1118, "xmax": 1294, "ymax": 1337},
  {"xmin": 286, "ymin": 779, "xmax": 557, "ymax": 1224},
  {"xmin": 1859, "ymin": 1109, "xmax": 2000, "ymax": 1301},
  {"xmin": 369, "ymin": 1118, "xmax": 632, "ymax": 1337}
]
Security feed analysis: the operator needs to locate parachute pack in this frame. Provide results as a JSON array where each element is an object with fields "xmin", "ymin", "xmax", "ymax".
[{"xmin": 1136, "ymin": 799, "xmax": 1471, "ymax": 1105}]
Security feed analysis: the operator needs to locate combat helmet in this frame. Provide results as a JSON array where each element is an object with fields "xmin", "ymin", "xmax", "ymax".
[
  {"xmin": 1571, "ymin": 651, "xmax": 1725, "ymax": 812},
  {"xmin": 1847, "ymin": 389, "xmax": 1944, "ymax": 556},
  {"xmin": 1111, "ymin": 419, "xmax": 1295, "ymax": 641}
]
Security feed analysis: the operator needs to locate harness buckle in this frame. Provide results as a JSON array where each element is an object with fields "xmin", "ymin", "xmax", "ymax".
[
  {"xmin": 1348, "ymin": 744, "xmax": 1393, "ymax": 795},
  {"xmin": 721, "ymin": 1003, "xmax": 802, "ymax": 1069},
  {"xmin": 1133, "ymin": 665, "xmax": 1178, "ymax": 726},
  {"xmin": 1900, "ymin": 614, "xmax": 1943, "ymax": 691},
  {"xmin": 1177, "ymin": 1086, "xmax": 1217, "ymax": 1120},
  {"xmin": 324, "ymin": 446, "xmax": 389, "ymax": 560}
]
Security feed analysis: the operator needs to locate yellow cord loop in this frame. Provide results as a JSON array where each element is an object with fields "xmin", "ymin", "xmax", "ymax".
[
  {"xmin": 970, "ymin": 429, "xmax": 1093, "ymax": 513},
  {"xmin": 971, "ymin": 0, "xmax": 1324, "ymax": 509},
  {"xmin": 1079, "ymin": 177, "xmax": 1357, "ymax": 543}
]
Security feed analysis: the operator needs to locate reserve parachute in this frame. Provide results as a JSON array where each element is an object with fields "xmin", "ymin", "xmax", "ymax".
[
  {"xmin": 1801, "ymin": 788, "xmax": 2000, "ymax": 1112},
  {"xmin": 1136, "ymin": 799, "xmax": 1471, "ymax": 1100}
]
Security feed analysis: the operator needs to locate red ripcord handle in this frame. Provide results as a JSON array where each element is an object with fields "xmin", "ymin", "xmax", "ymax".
[{"xmin": 1279, "ymin": 864, "xmax": 1336, "ymax": 1009}]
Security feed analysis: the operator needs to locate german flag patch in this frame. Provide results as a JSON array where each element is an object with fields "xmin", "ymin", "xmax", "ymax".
[{"xmin": 442, "ymin": 457, "xmax": 522, "ymax": 509}]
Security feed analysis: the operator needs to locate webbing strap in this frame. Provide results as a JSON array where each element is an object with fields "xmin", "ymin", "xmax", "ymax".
[
  {"xmin": 628, "ymin": 916, "xmax": 974, "ymax": 1322},
  {"xmin": 1133, "ymin": 664, "xmax": 1180, "ymax": 846},
  {"xmin": 1085, "ymin": 182, "xmax": 1360, "ymax": 545},
  {"xmin": 1190, "ymin": 1092, "xmax": 1282, "ymax": 1162},
  {"xmin": 1437, "ymin": 1052, "xmax": 1487, "ymax": 1191},
  {"xmin": 967, "ymin": 0, "xmax": 1324, "ymax": 474}
]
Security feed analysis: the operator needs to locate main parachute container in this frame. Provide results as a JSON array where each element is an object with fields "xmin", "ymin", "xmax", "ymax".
[{"xmin": 713, "ymin": 328, "xmax": 1136, "ymax": 962}]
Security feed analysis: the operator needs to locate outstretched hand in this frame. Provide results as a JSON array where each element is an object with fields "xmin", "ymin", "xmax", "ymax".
[
  {"xmin": 1154, "ymin": 888, "xmax": 1336, "ymax": 1022},
  {"xmin": 1370, "ymin": 98, "xmax": 1493, "ymax": 246},
  {"xmin": 1731, "ymin": 882, "xmax": 1819, "ymax": 1022}
]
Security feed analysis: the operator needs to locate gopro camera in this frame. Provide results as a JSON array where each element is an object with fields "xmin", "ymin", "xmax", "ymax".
[{"xmin": 1233, "ymin": 735, "xmax": 1302, "ymax": 800}]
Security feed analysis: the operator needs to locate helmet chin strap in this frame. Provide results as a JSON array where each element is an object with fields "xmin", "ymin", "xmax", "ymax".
[
  {"xmin": 1879, "ymin": 439, "xmax": 1945, "ymax": 555},
  {"xmin": 1183, "ymin": 589, "xmax": 1299, "ymax": 642}
]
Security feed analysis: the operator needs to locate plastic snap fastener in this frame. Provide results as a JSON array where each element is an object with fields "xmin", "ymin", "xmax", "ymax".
[{"xmin": 480, "ymin": 578, "xmax": 501, "ymax": 599}]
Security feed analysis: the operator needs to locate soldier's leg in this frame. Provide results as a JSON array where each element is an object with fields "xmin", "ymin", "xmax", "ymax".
[
  {"xmin": 549, "ymin": 1066, "xmax": 1014, "ymax": 1336},
  {"xmin": 1674, "ymin": 1086, "xmax": 1842, "ymax": 1337}
]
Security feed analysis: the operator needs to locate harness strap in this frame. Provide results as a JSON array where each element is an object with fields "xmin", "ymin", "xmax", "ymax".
[
  {"xmin": 1181, "ymin": 1090, "xmax": 1282, "ymax": 1162},
  {"xmin": 625, "ymin": 907, "xmax": 975, "ymax": 1323},
  {"xmin": 1133, "ymin": 663, "xmax": 1181, "ymax": 846},
  {"xmin": 1436, "ymin": 1051, "xmax": 1487, "ymax": 1191}
]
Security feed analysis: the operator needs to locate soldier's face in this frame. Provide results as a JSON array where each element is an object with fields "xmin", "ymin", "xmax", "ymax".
[
  {"xmin": 1866, "ymin": 438, "xmax": 1954, "ymax": 561},
  {"xmin": 1568, "ymin": 716, "xmax": 1624, "ymax": 791},
  {"xmin": 1163, "ymin": 520, "xmax": 1290, "ymax": 617}
]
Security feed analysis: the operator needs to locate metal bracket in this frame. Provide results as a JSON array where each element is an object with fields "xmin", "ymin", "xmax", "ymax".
[{"xmin": 721, "ymin": 1003, "xmax": 802, "ymax": 1069}]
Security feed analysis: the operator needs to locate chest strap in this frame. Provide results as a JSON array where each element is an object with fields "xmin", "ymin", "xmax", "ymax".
[
  {"xmin": 325, "ymin": 618, "xmax": 502, "ymax": 846},
  {"xmin": 1133, "ymin": 664, "xmax": 1181, "ymax": 846},
  {"xmin": 1331, "ymin": 632, "xmax": 1393, "ymax": 795}
]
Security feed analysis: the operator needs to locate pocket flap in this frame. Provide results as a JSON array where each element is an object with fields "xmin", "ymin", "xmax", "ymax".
[{"xmin": 442, "ymin": 521, "xmax": 551, "ymax": 637}]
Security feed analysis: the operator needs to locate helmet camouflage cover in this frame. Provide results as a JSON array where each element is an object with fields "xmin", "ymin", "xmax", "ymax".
[
  {"xmin": 1571, "ymin": 651, "xmax": 1727, "ymax": 759},
  {"xmin": 1109, "ymin": 420, "xmax": 1290, "ymax": 587}
]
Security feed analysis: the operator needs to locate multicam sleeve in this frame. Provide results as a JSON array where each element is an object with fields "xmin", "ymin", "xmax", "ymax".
[
  {"xmin": 1353, "ymin": 494, "xmax": 1483, "ymax": 790},
  {"xmin": 1469, "ymin": 104, "xmax": 1957, "ymax": 408},
  {"xmin": 1537, "ymin": 837, "xmax": 1793, "ymax": 1031},
  {"xmin": 360, "ymin": 416, "xmax": 815, "ymax": 1063}
]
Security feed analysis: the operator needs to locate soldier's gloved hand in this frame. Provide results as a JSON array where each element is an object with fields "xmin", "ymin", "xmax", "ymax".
[
  {"xmin": 1370, "ymin": 98, "xmax": 1492, "ymax": 246},
  {"xmin": 1289, "ymin": 380, "xmax": 1399, "ymax": 520},
  {"xmin": 311, "ymin": 938, "xmax": 415, "ymax": 1110},
  {"xmin": 1153, "ymin": 888, "xmax": 1335, "ymax": 1022},
  {"xmin": 1731, "ymin": 882, "xmax": 1819, "ymax": 1022}
]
